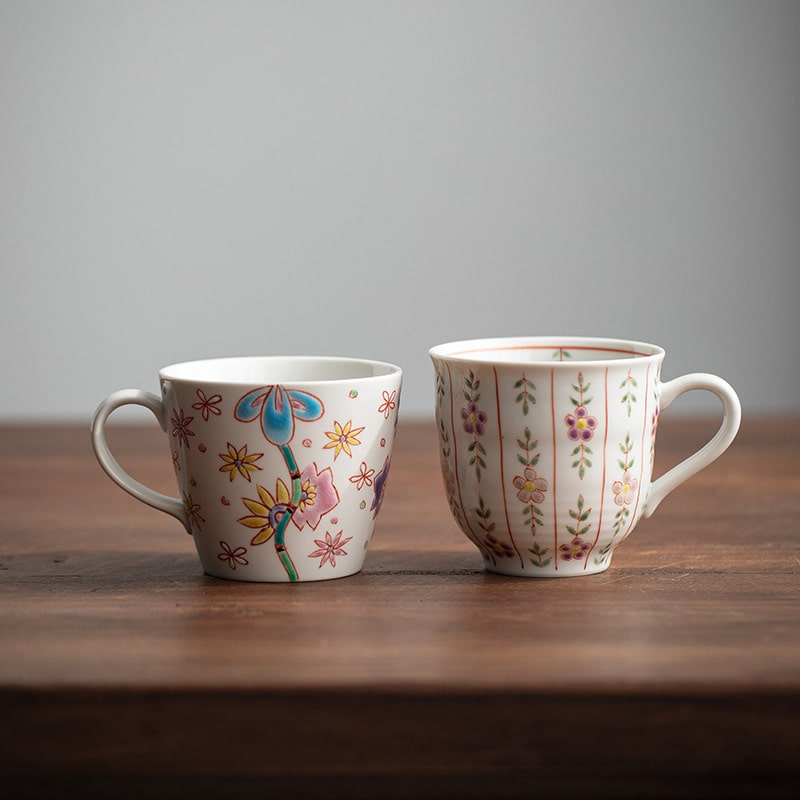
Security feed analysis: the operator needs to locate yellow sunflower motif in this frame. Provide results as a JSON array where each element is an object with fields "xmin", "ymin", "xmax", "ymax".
[
  {"xmin": 323, "ymin": 419, "xmax": 365, "ymax": 460},
  {"xmin": 237, "ymin": 480, "xmax": 292, "ymax": 545},
  {"xmin": 219, "ymin": 442, "xmax": 263, "ymax": 482}
]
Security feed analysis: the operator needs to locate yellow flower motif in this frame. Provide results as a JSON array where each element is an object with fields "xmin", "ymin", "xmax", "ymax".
[
  {"xmin": 323, "ymin": 419, "xmax": 365, "ymax": 460},
  {"xmin": 183, "ymin": 493, "xmax": 205, "ymax": 530},
  {"xmin": 297, "ymin": 478, "xmax": 317, "ymax": 512},
  {"xmin": 219, "ymin": 442, "xmax": 263, "ymax": 482},
  {"xmin": 237, "ymin": 480, "xmax": 292, "ymax": 545}
]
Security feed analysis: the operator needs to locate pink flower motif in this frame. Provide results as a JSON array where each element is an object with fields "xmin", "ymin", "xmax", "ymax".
[
  {"xmin": 513, "ymin": 468, "xmax": 549, "ymax": 504},
  {"xmin": 291, "ymin": 463, "xmax": 340, "ymax": 530},
  {"xmin": 559, "ymin": 536, "xmax": 591, "ymax": 561},
  {"xmin": 612, "ymin": 471, "xmax": 639, "ymax": 506},
  {"xmin": 461, "ymin": 402, "xmax": 487, "ymax": 435},
  {"xmin": 565, "ymin": 406, "xmax": 597, "ymax": 442},
  {"xmin": 217, "ymin": 541, "xmax": 248, "ymax": 570},
  {"xmin": 309, "ymin": 530, "xmax": 352, "ymax": 569}
]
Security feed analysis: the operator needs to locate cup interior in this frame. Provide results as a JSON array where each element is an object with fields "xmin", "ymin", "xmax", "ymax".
[
  {"xmin": 430, "ymin": 337, "xmax": 663, "ymax": 364},
  {"xmin": 160, "ymin": 356, "xmax": 401, "ymax": 384}
]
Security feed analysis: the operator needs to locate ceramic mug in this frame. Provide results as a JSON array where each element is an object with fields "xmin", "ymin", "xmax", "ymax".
[
  {"xmin": 430, "ymin": 337, "xmax": 740, "ymax": 577},
  {"xmin": 92, "ymin": 356, "xmax": 402, "ymax": 582}
]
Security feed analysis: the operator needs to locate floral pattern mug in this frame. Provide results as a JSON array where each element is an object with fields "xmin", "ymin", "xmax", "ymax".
[
  {"xmin": 92, "ymin": 356, "xmax": 402, "ymax": 582},
  {"xmin": 430, "ymin": 337, "xmax": 741, "ymax": 577}
]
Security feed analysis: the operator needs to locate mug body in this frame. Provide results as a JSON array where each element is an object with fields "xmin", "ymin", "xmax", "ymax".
[
  {"xmin": 431, "ymin": 337, "xmax": 663, "ymax": 577},
  {"xmin": 160, "ymin": 356, "xmax": 402, "ymax": 582}
]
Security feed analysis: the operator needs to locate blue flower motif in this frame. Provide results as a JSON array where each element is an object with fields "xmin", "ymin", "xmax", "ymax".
[{"xmin": 235, "ymin": 385, "xmax": 324, "ymax": 446}]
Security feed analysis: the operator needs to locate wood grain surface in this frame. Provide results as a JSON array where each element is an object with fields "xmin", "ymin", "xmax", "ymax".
[{"xmin": 1, "ymin": 416, "xmax": 798, "ymax": 798}]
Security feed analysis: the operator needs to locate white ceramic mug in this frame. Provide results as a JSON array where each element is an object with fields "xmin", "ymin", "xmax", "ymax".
[
  {"xmin": 92, "ymin": 356, "xmax": 402, "ymax": 582},
  {"xmin": 430, "ymin": 337, "xmax": 740, "ymax": 577}
]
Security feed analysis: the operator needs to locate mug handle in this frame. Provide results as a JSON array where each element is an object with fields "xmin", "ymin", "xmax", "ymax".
[
  {"xmin": 644, "ymin": 373, "xmax": 741, "ymax": 517},
  {"xmin": 91, "ymin": 389, "xmax": 189, "ymax": 531}
]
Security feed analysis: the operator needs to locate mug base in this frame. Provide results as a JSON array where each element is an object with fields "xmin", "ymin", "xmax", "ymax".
[
  {"xmin": 201, "ymin": 562, "xmax": 365, "ymax": 583},
  {"xmin": 483, "ymin": 556, "xmax": 612, "ymax": 578}
]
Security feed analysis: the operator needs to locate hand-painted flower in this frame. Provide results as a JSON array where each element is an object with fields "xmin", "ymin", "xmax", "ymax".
[
  {"xmin": 171, "ymin": 408, "xmax": 195, "ymax": 449},
  {"xmin": 612, "ymin": 471, "xmax": 639, "ymax": 506},
  {"xmin": 291, "ymin": 463, "xmax": 340, "ymax": 530},
  {"xmin": 513, "ymin": 468, "xmax": 549, "ymax": 504},
  {"xmin": 461, "ymin": 402, "xmax": 487, "ymax": 435},
  {"xmin": 235, "ymin": 385, "xmax": 323, "ymax": 446},
  {"xmin": 442, "ymin": 466, "xmax": 460, "ymax": 514},
  {"xmin": 219, "ymin": 442, "xmax": 263, "ymax": 482},
  {"xmin": 192, "ymin": 389, "xmax": 222, "ymax": 421},
  {"xmin": 559, "ymin": 536, "xmax": 591, "ymax": 561},
  {"xmin": 350, "ymin": 461, "xmax": 376, "ymax": 491},
  {"xmin": 183, "ymin": 493, "xmax": 204, "ymax": 530},
  {"xmin": 565, "ymin": 406, "xmax": 598, "ymax": 442},
  {"xmin": 378, "ymin": 390, "xmax": 397, "ymax": 419},
  {"xmin": 323, "ymin": 420, "xmax": 365, "ymax": 460},
  {"xmin": 484, "ymin": 533, "xmax": 515, "ymax": 559},
  {"xmin": 370, "ymin": 457, "xmax": 391, "ymax": 518},
  {"xmin": 238, "ymin": 481, "xmax": 292, "ymax": 545},
  {"xmin": 309, "ymin": 530, "xmax": 352, "ymax": 569},
  {"xmin": 217, "ymin": 541, "xmax": 248, "ymax": 570}
]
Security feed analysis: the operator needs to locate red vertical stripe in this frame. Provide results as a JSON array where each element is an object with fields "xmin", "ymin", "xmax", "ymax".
[
  {"xmin": 625, "ymin": 362, "xmax": 650, "ymax": 540},
  {"xmin": 447, "ymin": 362, "xmax": 482, "ymax": 551},
  {"xmin": 550, "ymin": 369, "xmax": 558, "ymax": 571}
]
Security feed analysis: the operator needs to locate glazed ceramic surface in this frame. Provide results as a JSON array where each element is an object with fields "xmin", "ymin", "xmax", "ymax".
[
  {"xmin": 430, "ymin": 337, "xmax": 740, "ymax": 577},
  {"xmin": 93, "ymin": 356, "xmax": 402, "ymax": 582}
]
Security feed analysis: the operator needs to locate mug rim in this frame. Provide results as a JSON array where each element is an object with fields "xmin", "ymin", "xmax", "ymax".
[
  {"xmin": 159, "ymin": 355, "xmax": 403, "ymax": 385},
  {"xmin": 429, "ymin": 336, "xmax": 665, "ymax": 365}
]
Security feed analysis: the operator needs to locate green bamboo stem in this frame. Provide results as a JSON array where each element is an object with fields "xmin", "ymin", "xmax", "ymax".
[{"xmin": 274, "ymin": 444, "xmax": 303, "ymax": 582}]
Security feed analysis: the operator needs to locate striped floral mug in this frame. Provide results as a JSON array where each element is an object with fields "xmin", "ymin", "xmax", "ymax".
[{"xmin": 430, "ymin": 337, "xmax": 740, "ymax": 577}]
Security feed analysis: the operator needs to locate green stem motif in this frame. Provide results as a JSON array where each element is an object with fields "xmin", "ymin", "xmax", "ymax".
[
  {"xmin": 463, "ymin": 370, "xmax": 487, "ymax": 482},
  {"xmin": 597, "ymin": 434, "xmax": 637, "ymax": 564},
  {"xmin": 515, "ymin": 426, "xmax": 551, "ymax": 568},
  {"xmin": 234, "ymin": 384, "xmax": 327, "ymax": 582},
  {"xmin": 274, "ymin": 444, "xmax": 303, "ymax": 582},
  {"xmin": 514, "ymin": 374, "xmax": 536, "ymax": 415},
  {"xmin": 620, "ymin": 369, "xmax": 638, "ymax": 417},
  {"xmin": 566, "ymin": 372, "xmax": 596, "ymax": 480}
]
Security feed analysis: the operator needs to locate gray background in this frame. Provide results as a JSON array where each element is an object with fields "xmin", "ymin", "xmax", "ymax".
[{"xmin": 2, "ymin": 0, "xmax": 798, "ymax": 422}]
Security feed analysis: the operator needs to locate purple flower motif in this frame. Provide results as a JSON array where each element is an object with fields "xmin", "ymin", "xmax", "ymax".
[
  {"xmin": 461, "ymin": 402, "xmax": 488, "ymax": 435},
  {"xmin": 484, "ymin": 534, "xmax": 515, "ymax": 559},
  {"xmin": 559, "ymin": 536, "xmax": 591, "ymax": 562},
  {"xmin": 370, "ymin": 457, "xmax": 391, "ymax": 518},
  {"xmin": 565, "ymin": 406, "xmax": 597, "ymax": 442}
]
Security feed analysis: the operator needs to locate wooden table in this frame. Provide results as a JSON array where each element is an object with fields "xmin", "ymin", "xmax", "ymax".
[{"xmin": 1, "ymin": 417, "xmax": 798, "ymax": 798}]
